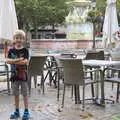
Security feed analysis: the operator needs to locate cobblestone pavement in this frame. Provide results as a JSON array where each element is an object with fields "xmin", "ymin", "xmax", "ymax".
[
  {"xmin": 0, "ymin": 82, "xmax": 120, "ymax": 120},
  {"xmin": 0, "ymin": 54, "xmax": 120, "ymax": 120}
]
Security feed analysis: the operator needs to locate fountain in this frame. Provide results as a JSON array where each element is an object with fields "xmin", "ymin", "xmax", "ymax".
[{"xmin": 66, "ymin": 0, "xmax": 93, "ymax": 40}]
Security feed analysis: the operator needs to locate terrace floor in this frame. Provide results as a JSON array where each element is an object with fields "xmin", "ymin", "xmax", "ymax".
[{"xmin": 0, "ymin": 80, "xmax": 120, "ymax": 120}]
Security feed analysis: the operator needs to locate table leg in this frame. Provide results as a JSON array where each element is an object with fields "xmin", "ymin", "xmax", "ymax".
[
  {"xmin": 94, "ymin": 70, "xmax": 99, "ymax": 99},
  {"xmin": 100, "ymin": 70, "xmax": 105, "ymax": 104}
]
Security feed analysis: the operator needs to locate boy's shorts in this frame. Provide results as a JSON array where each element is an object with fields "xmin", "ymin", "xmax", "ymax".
[{"xmin": 12, "ymin": 81, "xmax": 28, "ymax": 96}]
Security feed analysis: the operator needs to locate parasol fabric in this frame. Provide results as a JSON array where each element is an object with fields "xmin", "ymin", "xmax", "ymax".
[
  {"xmin": 0, "ymin": 0, "xmax": 18, "ymax": 41},
  {"xmin": 103, "ymin": 0, "xmax": 119, "ymax": 49}
]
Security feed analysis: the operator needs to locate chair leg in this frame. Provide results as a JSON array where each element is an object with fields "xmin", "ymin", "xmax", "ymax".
[
  {"xmin": 116, "ymin": 83, "xmax": 120, "ymax": 102},
  {"xmin": 74, "ymin": 85, "xmax": 80, "ymax": 104},
  {"xmin": 71, "ymin": 86, "xmax": 73, "ymax": 100},
  {"xmin": 51, "ymin": 71, "xmax": 57, "ymax": 88},
  {"xmin": 49, "ymin": 70, "xmax": 52, "ymax": 86},
  {"xmin": 112, "ymin": 83, "xmax": 114, "ymax": 90},
  {"xmin": 76, "ymin": 86, "xmax": 80, "ymax": 104},
  {"xmin": 82, "ymin": 85, "xmax": 85, "ymax": 111},
  {"xmin": 7, "ymin": 69, "xmax": 10, "ymax": 94},
  {"xmin": 41, "ymin": 73, "xmax": 45, "ymax": 94},
  {"xmin": 57, "ymin": 73, "xmax": 60, "ymax": 101},
  {"xmin": 111, "ymin": 70, "xmax": 116, "ymax": 90},
  {"xmin": 62, "ymin": 84, "xmax": 66, "ymax": 108},
  {"xmin": 90, "ymin": 71, "xmax": 94, "ymax": 98},
  {"xmin": 34, "ymin": 75, "xmax": 37, "ymax": 88}
]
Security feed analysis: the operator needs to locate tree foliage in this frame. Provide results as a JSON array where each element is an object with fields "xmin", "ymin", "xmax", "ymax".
[
  {"xmin": 15, "ymin": 0, "xmax": 71, "ymax": 30},
  {"xmin": 96, "ymin": 0, "xmax": 120, "ymax": 11},
  {"xmin": 86, "ymin": 10, "xmax": 102, "ymax": 48},
  {"xmin": 96, "ymin": 0, "xmax": 120, "ymax": 24},
  {"xmin": 87, "ymin": 10, "xmax": 102, "ymax": 23}
]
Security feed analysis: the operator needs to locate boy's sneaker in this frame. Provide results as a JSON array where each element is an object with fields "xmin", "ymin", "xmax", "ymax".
[
  {"xmin": 22, "ymin": 111, "xmax": 30, "ymax": 120},
  {"xmin": 10, "ymin": 111, "xmax": 20, "ymax": 119}
]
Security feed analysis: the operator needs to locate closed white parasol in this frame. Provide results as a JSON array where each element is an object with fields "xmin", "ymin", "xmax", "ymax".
[
  {"xmin": 0, "ymin": 0, "xmax": 18, "ymax": 41},
  {"xmin": 103, "ymin": 0, "xmax": 119, "ymax": 49}
]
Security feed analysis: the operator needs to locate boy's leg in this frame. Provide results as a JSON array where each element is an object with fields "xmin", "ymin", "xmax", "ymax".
[
  {"xmin": 15, "ymin": 96, "xmax": 20, "ymax": 109},
  {"xmin": 10, "ymin": 82, "xmax": 20, "ymax": 119},
  {"xmin": 23, "ymin": 96, "xmax": 28, "ymax": 109},
  {"xmin": 21, "ymin": 82, "xmax": 30, "ymax": 119},
  {"xmin": 12, "ymin": 81, "xmax": 20, "ymax": 110},
  {"xmin": 21, "ymin": 81, "xmax": 29, "ymax": 109}
]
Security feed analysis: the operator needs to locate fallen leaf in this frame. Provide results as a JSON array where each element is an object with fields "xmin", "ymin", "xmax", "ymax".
[
  {"xmin": 87, "ymin": 113, "xmax": 94, "ymax": 117},
  {"xmin": 110, "ymin": 96, "xmax": 113, "ymax": 98},
  {"xmin": 80, "ymin": 113, "xmax": 89, "ymax": 119},
  {"xmin": 80, "ymin": 112, "xmax": 94, "ymax": 119}
]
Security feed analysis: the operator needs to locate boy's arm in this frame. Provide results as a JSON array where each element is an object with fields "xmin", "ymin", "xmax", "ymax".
[
  {"xmin": 6, "ymin": 58, "xmax": 21, "ymax": 64},
  {"xmin": 15, "ymin": 59, "xmax": 29, "ymax": 65}
]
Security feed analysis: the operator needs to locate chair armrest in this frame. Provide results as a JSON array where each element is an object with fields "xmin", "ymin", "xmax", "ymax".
[
  {"xmin": 85, "ymin": 80, "xmax": 101, "ymax": 85},
  {"xmin": 0, "ymin": 64, "xmax": 7, "ymax": 67},
  {"xmin": 56, "ymin": 66, "xmax": 63, "ymax": 69},
  {"xmin": 84, "ymin": 69, "xmax": 101, "ymax": 73},
  {"xmin": 104, "ymin": 67, "xmax": 120, "ymax": 72}
]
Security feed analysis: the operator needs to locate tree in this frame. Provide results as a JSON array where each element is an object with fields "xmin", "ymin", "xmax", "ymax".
[
  {"xmin": 15, "ymin": 0, "xmax": 35, "ymax": 29},
  {"xmin": 87, "ymin": 10, "xmax": 102, "ymax": 49},
  {"xmin": 96, "ymin": 0, "xmax": 106, "ymax": 13},
  {"xmin": 96, "ymin": 0, "xmax": 120, "ymax": 13},
  {"xmin": 15, "ymin": 0, "xmax": 71, "ymax": 31},
  {"xmin": 96, "ymin": 0, "xmax": 120, "ymax": 28}
]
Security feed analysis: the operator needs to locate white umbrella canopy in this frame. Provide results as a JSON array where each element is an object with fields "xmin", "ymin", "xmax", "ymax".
[
  {"xmin": 103, "ymin": 0, "xmax": 119, "ymax": 49},
  {"xmin": 0, "ymin": 0, "xmax": 18, "ymax": 41}
]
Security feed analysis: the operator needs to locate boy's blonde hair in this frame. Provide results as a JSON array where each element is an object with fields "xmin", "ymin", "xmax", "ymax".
[{"xmin": 13, "ymin": 30, "xmax": 26, "ymax": 41}]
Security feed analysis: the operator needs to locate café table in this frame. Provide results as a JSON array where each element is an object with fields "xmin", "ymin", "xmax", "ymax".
[
  {"xmin": 83, "ymin": 60, "xmax": 120, "ymax": 104},
  {"xmin": 31, "ymin": 53, "xmax": 60, "ymax": 57}
]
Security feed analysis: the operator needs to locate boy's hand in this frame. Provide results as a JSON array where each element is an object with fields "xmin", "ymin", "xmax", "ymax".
[
  {"xmin": 19, "ymin": 57, "xmax": 24, "ymax": 61},
  {"xmin": 15, "ymin": 59, "xmax": 29, "ymax": 65},
  {"xmin": 13, "ymin": 57, "xmax": 24, "ymax": 63}
]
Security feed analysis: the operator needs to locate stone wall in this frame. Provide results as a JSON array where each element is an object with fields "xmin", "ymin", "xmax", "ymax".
[{"xmin": 30, "ymin": 39, "xmax": 102, "ymax": 52}]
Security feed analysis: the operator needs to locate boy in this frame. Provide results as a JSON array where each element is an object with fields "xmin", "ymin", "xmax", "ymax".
[{"xmin": 6, "ymin": 30, "xmax": 30, "ymax": 120}]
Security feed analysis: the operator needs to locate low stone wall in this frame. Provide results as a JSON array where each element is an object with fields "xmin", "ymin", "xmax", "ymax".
[{"xmin": 31, "ymin": 39, "xmax": 102, "ymax": 51}]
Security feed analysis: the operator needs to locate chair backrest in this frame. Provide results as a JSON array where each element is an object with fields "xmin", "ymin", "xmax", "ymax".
[
  {"xmin": 0, "ymin": 64, "xmax": 8, "ymax": 74},
  {"xmin": 61, "ymin": 53, "xmax": 74, "ymax": 58},
  {"xmin": 54, "ymin": 56, "xmax": 63, "ymax": 68},
  {"xmin": 28, "ymin": 56, "xmax": 46, "ymax": 76},
  {"xmin": 61, "ymin": 59, "xmax": 84, "ymax": 85},
  {"xmin": 111, "ymin": 51, "xmax": 120, "ymax": 61},
  {"xmin": 85, "ymin": 51, "xmax": 104, "ymax": 60},
  {"xmin": 111, "ymin": 51, "xmax": 120, "ymax": 68}
]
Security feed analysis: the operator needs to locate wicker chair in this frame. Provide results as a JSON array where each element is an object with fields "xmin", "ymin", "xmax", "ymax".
[
  {"xmin": 85, "ymin": 50, "xmax": 104, "ymax": 98},
  {"xmin": 104, "ymin": 67, "xmax": 120, "ymax": 102},
  {"xmin": 28, "ymin": 56, "xmax": 46, "ymax": 95},
  {"xmin": 61, "ymin": 59, "xmax": 100, "ymax": 111},
  {"xmin": 0, "ymin": 64, "xmax": 10, "ymax": 94},
  {"xmin": 55, "ymin": 54, "xmax": 75, "ymax": 101},
  {"xmin": 104, "ymin": 51, "xmax": 120, "ymax": 102},
  {"xmin": 55, "ymin": 56, "xmax": 64, "ymax": 101},
  {"xmin": 85, "ymin": 50, "xmax": 104, "ymax": 60}
]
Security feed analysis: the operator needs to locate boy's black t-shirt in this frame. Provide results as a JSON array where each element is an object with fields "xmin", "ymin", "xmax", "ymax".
[
  {"xmin": 8, "ymin": 48, "xmax": 29, "ymax": 60},
  {"xmin": 8, "ymin": 48, "xmax": 29, "ymax": 81}
]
